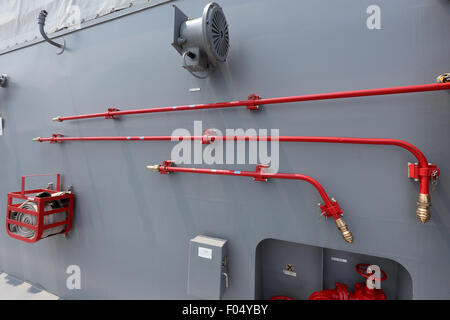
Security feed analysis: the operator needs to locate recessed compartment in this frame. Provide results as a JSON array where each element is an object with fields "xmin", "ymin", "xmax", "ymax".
[{"xmin": 255, "ymin": 239, "xmax": 412, "ymax": 300}]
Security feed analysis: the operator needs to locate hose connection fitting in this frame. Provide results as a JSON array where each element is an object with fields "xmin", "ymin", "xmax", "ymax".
[
  {"xmin": 416, "ymin": 193, "xmax": 431, "ymax": 223},
  {"xmin": 335, "ymin": 217, "xmax": 354, "ymax": 244},
  {"xmin": 147, "ymin": 160, "xmax": 174, "ymax": 174},
  {"xmin": 146, "ymin": 165, "xmax": 161, "ymax": 172},
  {"xmin": 52, "ymin": 116, "xmax": 62, "ymax": 122},
  {"xmin": 437, "ymin": 73, "xmax": 450, "ymax": 83},
  {"xmin": 319, "ymin": 199, "xmax": 353, "ymax": 244},
  {"xmin": 32, "ymin": 137, "xmax": 41, "ymax": 142},
  {"xmin": 408, "ymin": 162, "xmax": 440, "ymax": 223}
]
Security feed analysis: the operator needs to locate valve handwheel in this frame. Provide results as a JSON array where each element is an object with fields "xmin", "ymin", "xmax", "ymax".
[{"xmin": 356, "ymin": 263, "xmax": 387, "ymax": 282}]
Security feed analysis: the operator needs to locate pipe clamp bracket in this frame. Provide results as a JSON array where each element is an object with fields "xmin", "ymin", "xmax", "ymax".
[
  {"xmin": 105, "ymin": 108, "xmax": 120, "ymax": 119},
  {"xmin": 320, "ymin": 200, "xmax": 343, "ymax": 218},
  {"xmin": 50, "ymin": 133, "xmax": 64, "ymax": 144},
  {"xmin": 408, "ymin": 163, "xmax": 440, "ymax": 181},
  {"xmin": 246, "ymin": 94, "xmax": 262, "ymax": 110},
  {"xmin": 253, "ymin": 164, "xmax": 269, "ymax": 182},
  {"xmin": 160, "ymin": 160, "xmax": 175, "ymax": 174}
]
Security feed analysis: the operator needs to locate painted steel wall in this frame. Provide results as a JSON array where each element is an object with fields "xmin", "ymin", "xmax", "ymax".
[{"xmin": 0, "ymin": 0, "xmax": 449, "ymax": 299}]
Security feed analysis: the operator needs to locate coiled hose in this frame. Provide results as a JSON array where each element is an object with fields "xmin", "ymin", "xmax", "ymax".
[{"xmin": 9, "ymin": 192, "xmax": 68, "ymax": 239}]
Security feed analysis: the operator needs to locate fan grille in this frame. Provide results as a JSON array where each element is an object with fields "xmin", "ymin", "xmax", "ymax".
[{"xmin": 208, "ymin": 6, "xmax": 229, "ymax": 61}]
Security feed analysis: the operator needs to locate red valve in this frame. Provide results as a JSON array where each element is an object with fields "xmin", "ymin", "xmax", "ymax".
[{"xmin": 309, "ymin": 264, "xmax": 387, "ymax": 300}]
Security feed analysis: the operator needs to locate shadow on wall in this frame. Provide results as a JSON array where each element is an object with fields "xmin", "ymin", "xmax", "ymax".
[{"xmin": 254, "ymin": 238, "xmax": 412, "ymax": 300}]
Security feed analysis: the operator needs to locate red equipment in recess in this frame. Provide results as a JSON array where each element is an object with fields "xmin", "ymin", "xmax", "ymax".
[
  {"xmin": 308, "ymin": 264, "xmax": 387, "ymax": 300},
  {"xmin": 50, "ymin": 82, "xmax": 450, "ymax": 122},
  {"xmin": 269, "ymin": 296, "xmax": 295, "ymax": 300},
  {"xmin": 33, "ymin": 134, "xmax": 440, "ymax": 223},
  {"xmin": 146, "ymin": 161, "xmax": 353, "ymax": 244},
  {"xmin": 6, "ymin": 174, "xmax": 74, "ymax": 243}
]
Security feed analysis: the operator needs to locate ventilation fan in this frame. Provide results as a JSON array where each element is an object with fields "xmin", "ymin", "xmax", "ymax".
[{"xmin": 172, "ymin": 2, "xmax": 230, "ymax": 78}]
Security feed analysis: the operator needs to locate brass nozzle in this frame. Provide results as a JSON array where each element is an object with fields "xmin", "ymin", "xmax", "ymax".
[
  {"xmin": 52, "ymin": 116, "xmax": 62, "ymax": 122},
  {"xmin": 146, "ymin": 165, "xmax": 160, "ymax": 172},
  {"xmin": 416, "ymin": 193, "xmax": 431, "ymax": 223},
  {"xmin": 32, "ymin": 137, "xmax": 41, "ymax": 142},
  {"xmin": 335, "ymin": 217, "xmax": 353, "ymax": 244}
]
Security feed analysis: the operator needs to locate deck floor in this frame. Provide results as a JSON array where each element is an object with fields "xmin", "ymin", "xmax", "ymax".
[{"xmin": 0, "ymin": 272, "xmax": 59, "ymax": 300}]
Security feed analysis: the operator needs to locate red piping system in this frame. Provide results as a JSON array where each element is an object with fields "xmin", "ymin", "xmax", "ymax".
[
  {"xmin": 51, "ymin": 82, "xmax": 450, "ymax": 122},
  {"xmin": 146, "ymin": 161, "xmax": 353, "ymax": 244},
  {"xmin": 33, "ymin": 134, "xmax": 440, "ymax": 223}
]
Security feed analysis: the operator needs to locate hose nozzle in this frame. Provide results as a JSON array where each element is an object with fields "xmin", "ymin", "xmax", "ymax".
[
  {"xmin": 417, "ymin": 193, "xmax": 431, "ymax": 223},
  {"xmin": 52, "ymin": 116, "xmax": 62, "ymax": 122},
  {"xmin": 32, "ymin": 137, "xmax": 41, "ymax": 142},
  {"xmin": 146, "ymin": 165, "xmax": 160, "ymax": 172},
  {"xmin": 335, "ymin": 217, "xmax": 353, "ymax": 244}
]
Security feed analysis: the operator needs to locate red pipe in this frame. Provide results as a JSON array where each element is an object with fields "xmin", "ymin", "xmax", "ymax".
[
  {"xmin": 34, "ymin": 134, "xmax": 439, "ymax": 223},
  {"xmin": 146, "ymin": 161, "xmax": 353, "ymax": 243},
  {"xmin": 33, "ymin": 134, "xmax": 434, "ymax": 192},
  {"xmin": 51, "ymin": 82, "xmax": 450, "ymax": 122}
]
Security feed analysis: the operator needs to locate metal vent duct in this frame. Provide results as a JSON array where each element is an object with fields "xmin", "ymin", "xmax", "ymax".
[
  {"xmin": 206, "ymin": 4, "xmax": 229, "ymax": 62},
  {"xmin": 172, "ymin": 2, "xmax": 229, "ymax": 78}
]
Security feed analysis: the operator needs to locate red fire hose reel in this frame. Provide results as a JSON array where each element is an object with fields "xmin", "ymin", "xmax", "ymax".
[
  {"xmin": 6, "ymin": 174, "xmax": 74, "ymax": 243},
  {"xmin": 308, "ymin": 264, "xmax": 387, "ymax": 300}
]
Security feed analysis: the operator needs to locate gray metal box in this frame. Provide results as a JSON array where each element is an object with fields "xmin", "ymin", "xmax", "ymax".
[{"xmin": 187, "ymin": 235, "xmax": 228, "ymax": 300}]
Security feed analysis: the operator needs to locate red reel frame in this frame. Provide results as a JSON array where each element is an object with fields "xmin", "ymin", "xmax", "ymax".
[{"xmin": 6, "ymin": 174, "xmax": 74, "ymax": 243}]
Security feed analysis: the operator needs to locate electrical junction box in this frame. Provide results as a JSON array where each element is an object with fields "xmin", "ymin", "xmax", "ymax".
[{"xmin": 187, "ymin": 235, "xmax": 228, "ymax": 300}]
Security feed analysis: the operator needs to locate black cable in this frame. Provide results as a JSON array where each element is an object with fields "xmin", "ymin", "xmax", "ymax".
[{"xmin": 37, "ymin": 10, "xmax": 64, "ymax": 50}]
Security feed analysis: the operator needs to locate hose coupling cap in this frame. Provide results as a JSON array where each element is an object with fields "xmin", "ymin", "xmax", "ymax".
[{"xmin": 52, "ymin": 116, "xmax": 62, "ymax": 122}]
